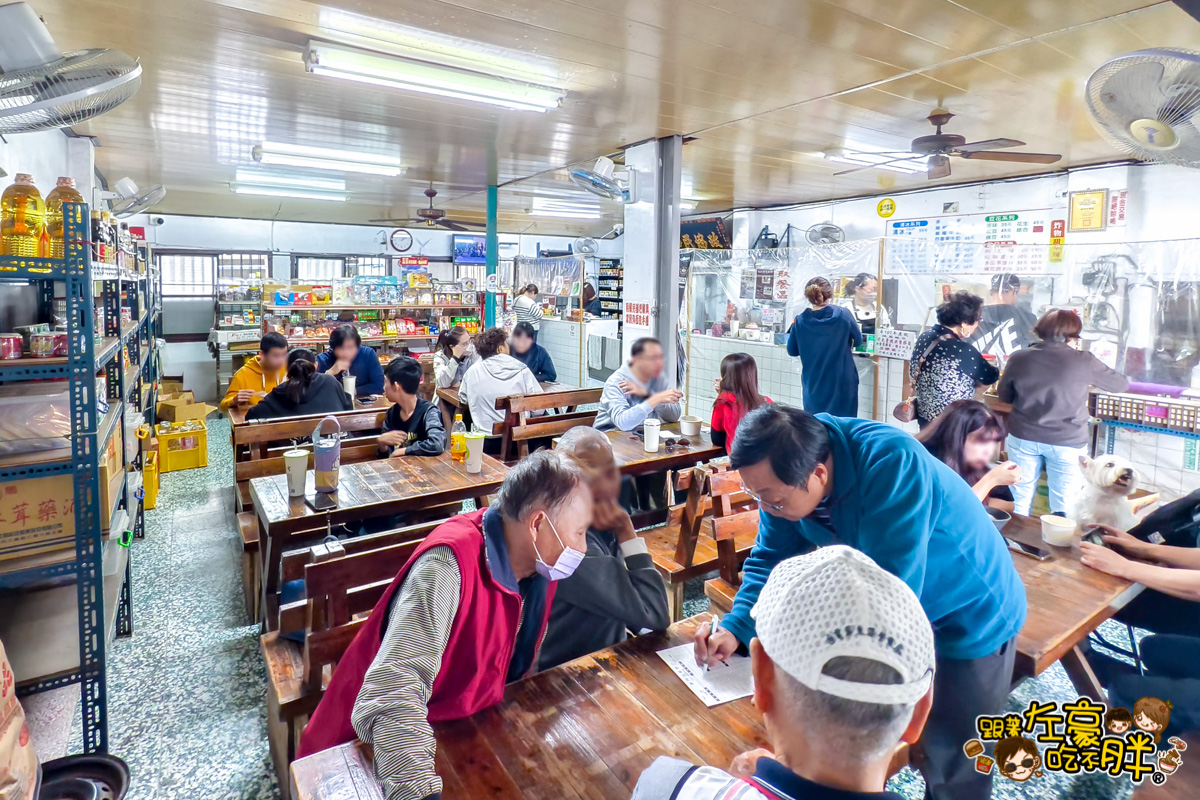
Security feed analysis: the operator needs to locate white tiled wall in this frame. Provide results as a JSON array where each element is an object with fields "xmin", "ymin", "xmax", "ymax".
[
  {"xmin": 538, "ymin": 319, "xmax": 585, "ymax": 387},
  {"xmin": 1105, "ymin": 424, "xmax": 1200, "ymax": 503},
  {"xmin": 681, "ymin": 334, "xmax": 918, "ymax": 433}
]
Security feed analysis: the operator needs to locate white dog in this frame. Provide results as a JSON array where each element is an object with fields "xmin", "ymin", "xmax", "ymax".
[{"xmin": 1070, "ymin": 454, "xmax": 1139, "ymax": 530}]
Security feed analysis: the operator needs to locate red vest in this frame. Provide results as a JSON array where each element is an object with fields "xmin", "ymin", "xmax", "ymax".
[{"xmin": 297, "ymin": 509, "xmax": 555, "ymax": 758}]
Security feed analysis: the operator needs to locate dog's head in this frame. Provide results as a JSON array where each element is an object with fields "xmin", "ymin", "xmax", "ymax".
[{"xmin": 1079, "ymin": 455, "xmax": 1138, "ymax": 496}]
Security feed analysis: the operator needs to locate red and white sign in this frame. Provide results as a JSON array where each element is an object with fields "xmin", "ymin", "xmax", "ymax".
[
  {"xmin": 624, "ymin": 301, "xmax": 652, "ymax": 328},
  {"xmin": 128, "ymin": 226, "xmax": 146, "ymax": 242},
  {"xmin": 398, "ymin": 256, "xmax": 429, "ymax": 266},
  {"xmin": 1108, "ymin": 190, "xmax": 1128, "ymax": 227}
]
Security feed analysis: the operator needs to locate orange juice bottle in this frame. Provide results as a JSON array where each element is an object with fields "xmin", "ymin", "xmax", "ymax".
[
  {"xmin": 1, "ymin": 174, "xmax": 46, "ymax": 258},
  {"xmin": 44, "ymin": 177, "xmax": 83, "ymax": 260},
  {"xmin": 450, "ymin": 413, "xmax": 467, "ymax": 462}
]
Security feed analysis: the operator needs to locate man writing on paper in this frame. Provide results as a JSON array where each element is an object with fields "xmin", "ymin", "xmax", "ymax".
[
  {"xmin": 539, "ymin": 427, "xmax": 670, "ymax": 669},
  {"xmin": 635, "ymin": 546, "xmax": 936, "ymax": 800},
  {"xmin": 297, "ymin": 452, "xmax": 592, "ymax": 800},
  {"xmin": 695, "ymin": 405, "xmax": 1026, "ymax": 800}
]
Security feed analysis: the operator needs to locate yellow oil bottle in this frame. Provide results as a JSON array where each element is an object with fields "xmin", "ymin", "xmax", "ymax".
[
  {"xmin": 44, "ymin": 177, "xmax": 83, "ymax": 260},
  {"xmin": 1, "ymin": 174, "xmax": 46, "ymax": 258}
]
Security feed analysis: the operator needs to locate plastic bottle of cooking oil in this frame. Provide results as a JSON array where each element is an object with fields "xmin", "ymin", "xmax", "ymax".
[
  {"xmin": 44, "ymin": 177, "xmax": 84, "ymax": 260},
  {"xmin": 1, "ymin": 174, "xmax": 46, "ymax": 258}
]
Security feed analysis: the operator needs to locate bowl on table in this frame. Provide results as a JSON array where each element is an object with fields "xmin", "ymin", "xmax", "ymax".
[
  {"xmin": 1040, "ymin": 514, "xmax": 1077, "ymax": 546},
  {"xmin": 679, "ymin": 415, "xmax": 702, "ymax": 436},
  {"xmin": 985, "ymin": 507, "xmax": 1011, "ymax": 532}
]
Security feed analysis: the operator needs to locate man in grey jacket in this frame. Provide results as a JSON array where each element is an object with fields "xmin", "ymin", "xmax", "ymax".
[
  {"xmin": 594, "ymin": 337, "xmax": 683, "ymax": 431},
  {"xmin": 540, "ymin": 427, "xmax": 670, "ymax": 669}
]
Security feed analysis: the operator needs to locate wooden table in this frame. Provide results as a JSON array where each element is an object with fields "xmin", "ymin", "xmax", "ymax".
[
  {"xmin": 249, "ymin": 453, "xmax": 508, "ymax": 622},
  {"xmin": 292, "ymin": 616, "xmax": 763, "ymax": 800},
  {"xmin": 436, "ymin": 380, "xmax": 579, "ymax": 428},
  {"xmin": 607, "ymin": 424, "xmax": 723, "ymax": 477},
  {"xmin": 1003, "ymin": 513, "xmax": 1143, "ymax": 698},
  {"xmin": 227, "ymin": 393, "xmax": 390, "ymax": 425}
]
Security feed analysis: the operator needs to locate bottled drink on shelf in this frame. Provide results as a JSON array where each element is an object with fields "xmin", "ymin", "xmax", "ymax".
[
  {"xmin": 450, "ymin": 413, "xmax": 467, "ymax": 462},
  {"xmin": 1, "ymin": 174, "xmax": 46, "ymax": 258},
  {"xmin": 44, "ymin": 177, "xmax": 83, "ymax": 260}
]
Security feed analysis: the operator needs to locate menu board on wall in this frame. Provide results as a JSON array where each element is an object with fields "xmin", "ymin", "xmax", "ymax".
[{"xmin": 884, "ymin": 209, "xmax": 1055, "ymax": 275}]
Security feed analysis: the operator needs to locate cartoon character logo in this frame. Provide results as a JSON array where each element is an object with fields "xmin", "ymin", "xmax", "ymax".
[
  {"xmin": 1133, "ymin": 697, "xmax": 1173, "ymax": 744},
  {"xmin": 1105, "ymin": 707, "xmax": 1133, "ymax": 735},
  {"xmin": 994, "ymin": 736, "xmax": 1042, "ymax": 783}
]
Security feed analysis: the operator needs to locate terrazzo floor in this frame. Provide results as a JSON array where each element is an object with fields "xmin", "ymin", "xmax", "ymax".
[{"xmin": 42, "ymin": 416, "xmax": 1140, "ymax": 799}]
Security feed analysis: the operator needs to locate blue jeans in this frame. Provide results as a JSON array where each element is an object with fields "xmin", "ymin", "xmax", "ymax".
[{"xmin": 1005, "ymin": 434, "xmax": 1087, "ymax": 516}]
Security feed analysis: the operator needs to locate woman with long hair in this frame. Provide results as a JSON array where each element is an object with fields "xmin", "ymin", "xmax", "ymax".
[
  {"xmin": 785, "ymin": 276, "xmax": 863, "ymax": 416},
  {"xmin": 432, "ymin": 326, "xmax": 479, "ymax": 389},
  {"xmin": 710, "ymin": 352, "xmax": 771, "ymax": 453},
  {"xmin": 246, "ymin": 349, "xmax": 352, "ymax": 420},
  {"xmin": 512, "ymin": 283, "xmax": 544, "ymax": 338},
  {"xmin": 915, "ymin": 399, "xmax": 1021, "ymax": 509}
]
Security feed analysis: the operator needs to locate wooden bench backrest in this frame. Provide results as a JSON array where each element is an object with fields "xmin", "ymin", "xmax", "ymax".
[
  {"xmin": 707, "ymin": 468, "xmax": 758, "ymax": 587},
  {"xmin": 493, "ymin": 388, "xmax": 602, "ymax": 459},
  {"xmin": 707, "ymin": 469, "xmax": 754, "ymax": 517},
  {"xmin": 234, "ymin": 408, "xmax": 388, "ymax": 445},
  {"xmin": 671, "ymin": 466, "xmax": 709, "ymax": 568},
  {"xmin": 499, "ymin": 388, "xmax": 602, "ymax": 414},
  {"xmin": 301, "ymin": 538, "xmax": 425, "ymax": 692},
  {"xmin": 233, "ymin": 408, "xmax": 389, "ymax": 483},
  {"xmin": 418, "ymin": 358, "xmax": 435, "ymax": 401}
]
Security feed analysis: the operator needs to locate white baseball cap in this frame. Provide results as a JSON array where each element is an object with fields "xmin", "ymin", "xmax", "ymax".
[{"xmin": 751, "ymin": 545, "xmax": 935, "ymax": 705}]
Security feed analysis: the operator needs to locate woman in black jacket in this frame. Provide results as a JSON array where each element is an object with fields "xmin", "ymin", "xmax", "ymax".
[
  {"xmin": 246, "ymin": 349, "xmax": 353, "ymax": 420},
  {"xmin": 508, "ymin": 321, "xmax": 557, "ymax": 383}
]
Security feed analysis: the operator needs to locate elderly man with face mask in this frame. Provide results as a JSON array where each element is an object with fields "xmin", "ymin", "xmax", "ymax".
[
  {"xmin": 297, "ymin": 451, "xmax": 593, "ymax": 800},
  {"xmin": 539, "ymin": 427, "xmax": 670, "ymax": 670}
]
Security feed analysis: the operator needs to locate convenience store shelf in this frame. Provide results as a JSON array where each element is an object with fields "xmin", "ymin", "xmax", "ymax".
[
  {"xmin": 0, "ymin": 255, "xmax": 71, "ymax": 280},
  {"xmin": 0, "ymin": 541, "xmax": 128, "ymax": 690},
  {"xmin": 0, "ymin": 335, "xmax": 120, "ymax": 379},
  {"xmin": 285, "ymin": 334, "xmax": 438, "ymax": 346},
  {"xmin": 263, "ymin": 304, "xmax": 479, "ymax": 312}
]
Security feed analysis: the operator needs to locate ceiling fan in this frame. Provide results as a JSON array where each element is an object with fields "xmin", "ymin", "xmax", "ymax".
[
  {"xmin": 834, "ymin": 108, "xmax": 1063, "ymax": 179},
  {"xmin": 369, "ymin": 183, "xmax": 486, "ymax": 231}
]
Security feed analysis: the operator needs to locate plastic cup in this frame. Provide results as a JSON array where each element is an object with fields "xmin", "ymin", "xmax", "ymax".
[
  {"xmin": 1040, "ymin": 514, "xmax": 1077, "ymax": 546},
  {"xmin": 283, "ymin": 449, "xmax": 308, "ymax": 497},
  {"xmin": 342, "ymin": 374, "xmax": 356, "ymax": 399},
  {"xmin": 643, "ymin": 419, "xmax": 661, "ymax": 452},
  {"xmin": 464, "ymin": 432, "xmax": 486, "ymax": 474}
]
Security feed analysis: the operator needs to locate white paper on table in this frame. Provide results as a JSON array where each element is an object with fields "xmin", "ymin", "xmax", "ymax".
[{"xmin": 657, "ymin": 643, "xmax": 754, "ymax": 707}]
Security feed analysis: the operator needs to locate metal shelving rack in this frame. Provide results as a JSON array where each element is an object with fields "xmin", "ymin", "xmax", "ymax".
[
  {"xmin": 597, "ymin": 257, "xmax": 623, "ymax": 330},
  {"xmin": 0, "ymin": 202, "xmax": 155, "ymax": 753}
]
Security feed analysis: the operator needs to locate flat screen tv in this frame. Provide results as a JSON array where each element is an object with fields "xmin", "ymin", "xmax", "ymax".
[{"xmin": 453, "ymin": 235, "xmax": 487, "ymax": 265}]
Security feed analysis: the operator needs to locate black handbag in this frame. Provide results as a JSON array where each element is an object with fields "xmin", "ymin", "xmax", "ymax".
[{"xmin": 893, "ymin": 333, "xmax": 954, "ymax": 423}]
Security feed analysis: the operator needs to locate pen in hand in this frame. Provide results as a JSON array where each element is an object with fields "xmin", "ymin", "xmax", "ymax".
[{"xmin": 706, "ymin": 613, "xmax": 721, "ymax": 672}]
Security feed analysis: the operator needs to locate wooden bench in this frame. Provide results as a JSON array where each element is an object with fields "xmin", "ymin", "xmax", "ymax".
[
  {"xmin": 493, "ymin": 387, "xmax": 603, "ymax": 461},
  {"xmin": 702, "ymin": 469, "xmax": 762, "ymax": 615},
  {"xmin": 262, "ymin": 521, "xmax": 437, "ymax": 798}
]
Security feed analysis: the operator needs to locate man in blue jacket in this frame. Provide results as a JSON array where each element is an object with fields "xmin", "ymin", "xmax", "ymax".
[
  {"xmin": 694, "ymin": 405, "xmax": 1026, "ymax": 800},
  {"xmin": 317, "ymin": 324, "xmax": 385, "ymax": 396}
]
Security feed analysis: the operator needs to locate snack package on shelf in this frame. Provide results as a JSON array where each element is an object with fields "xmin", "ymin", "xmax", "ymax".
[
  {"xmin": 0, "ymin": 636, "xmax": 39, "ymax": 800},
  {"xmin": 402, "ymin": 288, "xmax": 419, "ymax": 305},
  {"xmin": 331, "ymin": 278, "xmax": 352, "ymax": 305},
  {"xmin": 418, "ymin": 290, "xmax": 434, "ymax": 305},
  {"xmin": 0, "ymin": 383, "xmax": 72, "ymax": 455},
  {"xmin": 311, "ymin": 285, "xmax": 332, "ymax": 305}
]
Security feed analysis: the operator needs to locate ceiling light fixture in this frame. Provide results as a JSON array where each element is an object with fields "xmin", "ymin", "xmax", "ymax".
[
  {"xmin": 823, "ymin": 149, "xmax": 926, "ymax": 175},
  {"xmin": 234, "ymin": 168, "xmax": 346, "ymax": 192},
  {"xmin": 530, "ymin": 197, "xmax": 601, "ymax": 218},
  {"xmin": 304, "ymin": 40, "xmax": 565, "ymax": 113},
  {"xmin": 253, "ymin": 141, "xmax": 403, "ymax": 176},
  {"xmin": 231, "ymin": 184, "xmax": 348, "ymax": 202}
]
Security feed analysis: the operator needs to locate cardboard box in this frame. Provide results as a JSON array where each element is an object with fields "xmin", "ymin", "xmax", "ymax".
[
  {"xmin": 160, "ymin": 377, "xmax": 185, "ymax": 396},
  {"xmin": 157, "ymin": 391, "xmax": 216, "ymax": 423},
  {"xmin": 0, "ymin": 428, "xmax": 125, "ymax": 562}
]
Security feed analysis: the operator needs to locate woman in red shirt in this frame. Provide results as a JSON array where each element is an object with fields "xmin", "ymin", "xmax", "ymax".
[{"xmin": 710, "ymin": 352, "xmax": 771, "ymax": 453}]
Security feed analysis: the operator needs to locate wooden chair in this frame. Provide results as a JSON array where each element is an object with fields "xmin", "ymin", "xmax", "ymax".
[
  {"xmin": 702, "ymin": 470, "xmax": 763, "ymax": 615},
  {"xmin": 418, "ymin": 355, "xmax": 436, "ymax": 401},
  {"xmin": 493, "ymin": 387, "xmax": 603, "ymax": 461},
  {"xmin": 262, "ymin": 521, "xmax": 437, "ymax": 798}
]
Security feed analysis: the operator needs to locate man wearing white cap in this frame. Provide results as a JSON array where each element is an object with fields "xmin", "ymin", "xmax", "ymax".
[{"xmin": 633, "ymin": 546, "xmax": 936, "ymax": 800}]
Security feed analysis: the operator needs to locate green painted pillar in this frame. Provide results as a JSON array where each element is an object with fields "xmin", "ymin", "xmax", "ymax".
[{"xmin": 485, "ymin": 185, "xmax": 498, "ymax": 328}]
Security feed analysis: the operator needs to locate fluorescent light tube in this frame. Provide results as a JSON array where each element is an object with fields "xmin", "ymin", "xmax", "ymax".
[
  {"xmin": 232, "ymin": 184, "xmax": 348, "ymax": 202},
  {"xmin": 528, "ymin": 209, "xmax": 601, "ymax": 219},
  {"xmin": 824, "ymin": 153, "xmax": 925, "ymax": 175},
  {"xmin": 305, "ymin": 41, "xmax": 564, "ymax": 112},
  {"xmin": 235, "ymin": 169, "xmax": 346, "ymax": 192},
  {"xmin": 253, "ymin": 141, "xmax": 403, "ymax": 176}
]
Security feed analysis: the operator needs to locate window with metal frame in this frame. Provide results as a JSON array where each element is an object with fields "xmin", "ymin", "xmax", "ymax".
[
  {"xmin": 294, "ymin": 256, "xmax": 343, "ymax": 281},
  {"xmin": 346, "ymin": 256, "xmax": 389, "ymax": 277},
  {"xmin": 157, "ymin": 253, "xmax": 215, "ymax": 297},
  {"xmin": 217, "ymin": 252, "xmax": 269, "ymax": 282}
]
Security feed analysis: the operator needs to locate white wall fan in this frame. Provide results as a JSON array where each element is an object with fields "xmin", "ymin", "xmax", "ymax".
[
  {"xmin": 572, "ymin": 236, "xmax": 599, "ymax": 256},
  {"xmin": 1086, "ymin": 48, "xmax": 1200, "ymax": 167},
  {"xmin": 0, "ymin": 2, "xmax": 142, "ymax": 134},
  {"xmin": 806, "ymin": 222, "xmax": 846, "ymax": 245},
  {"xmin": 569, "ymin": 157, "xmax": 636, "ymax": 203},
  {"xmin": 101, "ymin": 177, "xmax": 166, "ymax": 218}
]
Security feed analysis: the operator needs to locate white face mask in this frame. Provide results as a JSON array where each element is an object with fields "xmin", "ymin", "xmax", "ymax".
[{"xmin": 533, "ymin": 515, "xmax": 584, "ymax": 581}]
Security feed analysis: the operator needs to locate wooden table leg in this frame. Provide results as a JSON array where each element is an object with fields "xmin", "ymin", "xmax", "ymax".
[
  {"xmin": 1060, "ymin": 644, "xmax": 1106, "ymax": 701},
  {"xmin": 440, "ymin": 398, "xmax": 453, "ymax": 430}
]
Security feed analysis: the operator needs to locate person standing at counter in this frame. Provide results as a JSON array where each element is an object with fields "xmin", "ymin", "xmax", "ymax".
[
  {"xmin": 910, "ymin": 292, "xmax": 998, "ymax": 429},
  {"xmin": 970, "ymin": 273, "xmax": 1038, "ymax": 358},
  {"xmin": 317, "ymin": 324, "xmax": 385, "ymax": 396},
  {"xmin": 998, "ymin": 309, "xmax": 1129, "ymax": 515},
  {"xmin": 582, "ymin": 282, "xmax": 602, "ymax": 316},
  {"xmin": 509, "ymin": 321, "xmax": 557, "ymax": 383},
  {"xmin": 432, "ymin": 326, "xmax": 479, "ymax": 389},
  {"xmin": 513, "ymin": 283, "xmax": 544, "ymax": 339},
  {"xmin": 838, "ymin": 272, "xmax": 890, "ymax": 335},
  {"xmin": 786, "ymin": 277, "xmax": 862, "ymax": 417}
]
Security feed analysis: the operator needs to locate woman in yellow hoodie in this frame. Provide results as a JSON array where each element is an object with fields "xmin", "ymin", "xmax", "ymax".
[{"xmin": 219, "ymin": 332, "xmax": 289, "ymax": 411}]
